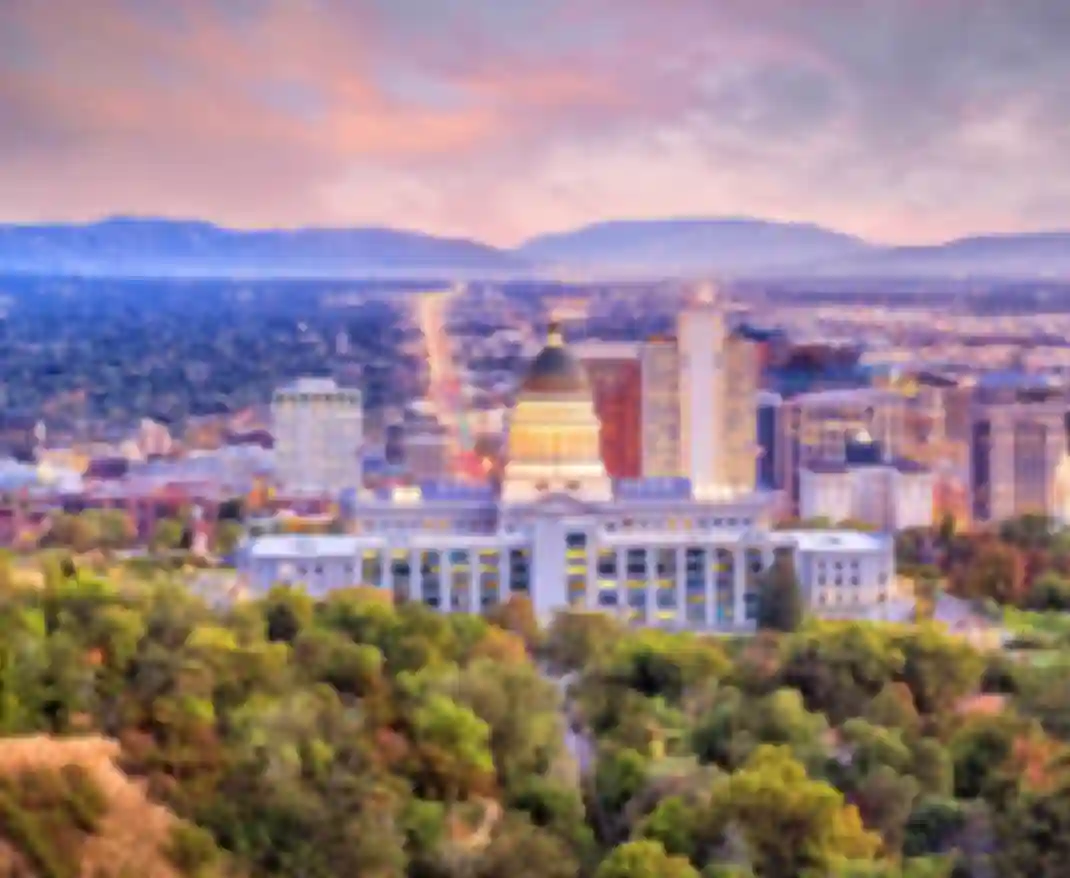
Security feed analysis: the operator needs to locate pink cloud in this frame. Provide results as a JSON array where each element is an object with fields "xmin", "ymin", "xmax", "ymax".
[{"xmin": 0, "ymin": 0, "xmax": 1067, "ymax": 244}]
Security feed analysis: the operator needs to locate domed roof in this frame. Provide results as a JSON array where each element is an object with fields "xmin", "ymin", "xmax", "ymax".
[{"xmin": 519, "ymin": 322, "xmax": 590, "ymax": 396}]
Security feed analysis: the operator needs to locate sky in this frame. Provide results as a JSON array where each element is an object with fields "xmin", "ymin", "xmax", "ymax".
[{"xmin": 1, "ymin": 0, "xmax": 1068, "ymax": 246}]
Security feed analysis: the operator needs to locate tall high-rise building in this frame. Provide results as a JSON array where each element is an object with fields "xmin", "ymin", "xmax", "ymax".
[
  {"xmin": 723, "ymin": 332, "xmax": 760, "ymax": 495},
  {"xmin": 677, "ymin": 284, "xmax": 728, "ymax": 498},
  {"xmin": 573, "ymin": 342, "xmax": 643, "ymax": 478},
  {"xmin": 272, "ymin": 377, "xmax": 363, "ymax": 495},
  {"xmin": 968, "ymin": 375, "xmax": 1066, "ymax": 524},
  {"xmin": 640, "ymin": 338, "xmax": 681, "ymax": 477},
  {"xmin": 756, "ymin": 392, "xmax": 782, "ymax": 489},
  {"xmin": 775, "ymin": 388, "xmax": 905, "ymax": 514}
]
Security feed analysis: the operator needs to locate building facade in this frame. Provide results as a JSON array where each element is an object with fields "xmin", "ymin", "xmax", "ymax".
[
  {"xmin": 640, "ymin": 338, "xmax": 681, "ymax": 477},
  {"xmin": 775, "ymin": 388, "xmax": 906, "ymax": 514},
  {"xmin": 968, "ymin": 378, "xmax": 1067, "ymax": 524},
  {"xmin": 271, "ymin": 377, "xmax": 363, "ymax": 495},
  {"xmin": 574, "ymin": 343, "xmax": 643, "ymax": 479},
  {"xmin": 242, "ymin": 325, "xmax": 895, "ymax": 629},
  {"xmin": 800, "ymin": 459, "xmax": 934, "ymax": 531}
]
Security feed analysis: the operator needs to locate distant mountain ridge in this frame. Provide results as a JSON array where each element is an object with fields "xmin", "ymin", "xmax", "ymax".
[
  {"xmin": 0, "ymin": 215, "xmax": 1067, "ymax": 279},
  {"xmin": 0, "ymin": 216, "xmax": 524, "ymax": 278},
  {"xmin": 516, "ymin": 218, "xmax": 872, "ymax": 275}
]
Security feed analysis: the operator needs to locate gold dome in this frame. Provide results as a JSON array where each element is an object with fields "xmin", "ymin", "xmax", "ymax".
[{"xmin": 519, "ymin": 322, "xmax": 590, "ymax": 396}]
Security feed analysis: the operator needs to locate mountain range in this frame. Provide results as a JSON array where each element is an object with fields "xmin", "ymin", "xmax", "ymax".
[{"xmin": 0, "ymin": 215, "xmax": 1067, "ymax": 280}]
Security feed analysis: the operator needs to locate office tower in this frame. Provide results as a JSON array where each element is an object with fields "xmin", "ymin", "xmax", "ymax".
[
  {"xmin": 756, "ymin": 392, "xmax": 782, "ymax": 489},
  {"xmin": 640, "ymin": 338, "xmax": 681, "ymax": 477},
  {"xmin": 775, "ymin": 388, "xmax": 905, "ymax": 514},
  {"xmin": 969, "ymin": 375, "xmax": 1066, "ymax": 524},
  {"xmin": 384, "ymin": 423, "xmax": 405, "ymax": 466},
  {"xmin": 573, "ymin": 342, "xmax": 643, "ymax": 478},
  {"xmin": 723, "ymin": 332, "xmax": 760, "ymax": 495},
  {"xmin": 677, "ymin": 284, "xmax": 728, "ymax": 498},
  {"xmin": 272, "ymin": 377, "xmax": 363, "ymax": 495}
]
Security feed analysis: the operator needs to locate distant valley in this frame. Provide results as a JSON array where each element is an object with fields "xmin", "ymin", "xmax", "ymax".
[{"xmin": 0, "ymin": 215, "xmax": 1068, "ymax": 280}]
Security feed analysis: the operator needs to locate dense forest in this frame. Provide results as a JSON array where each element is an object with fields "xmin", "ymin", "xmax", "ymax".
[{"xmin": 1, "ymin": 544, "xmax": 1070, "ymax": 878}]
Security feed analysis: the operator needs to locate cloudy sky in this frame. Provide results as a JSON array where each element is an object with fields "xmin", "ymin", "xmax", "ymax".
[{"xmin": 1, "ymin": 0, "xmax": 1068, "ymax": 245}]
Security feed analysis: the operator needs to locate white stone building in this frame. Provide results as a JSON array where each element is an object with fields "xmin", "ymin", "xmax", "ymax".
[
  {"xmin": 271, "ymin": 377, "xmax": 363, "ymax": 495},
  {"xmin": 241, "ymin": 325, "xmax": 896, "ymax": 629}
]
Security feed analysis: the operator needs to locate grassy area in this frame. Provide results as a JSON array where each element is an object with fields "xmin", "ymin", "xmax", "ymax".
[{"xmin": 1003, "ymin": 607, "xmax": 1070, "ymax": 649}]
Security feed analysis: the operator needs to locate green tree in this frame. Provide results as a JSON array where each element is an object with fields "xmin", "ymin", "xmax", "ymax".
[
  {"xmin": 707, "ymin": 746, "xmax": 881, "ymax": 878},
  {"xmin": 895, "ymin": 625, "xmax": 985, "ymax": 717},
  {"xmin": 993, "ymin": 780, "xmax": 1070, "ymax": 878},
  {"xmin": 594, "ymin": 840, "xmax": 700, "ymax": 878},
  {"xmin": 408, "ymin": 693, "xmax": 494, "ymax": 800},
  {"xmin": 151, "ymin": 517, "xmax": 185, "ymax": 553},
  {"xmin": 475, "ymin": 815, "xmax": 582, "ymax": 878},
  {"xmin": 756, "ymin": 556, "xmax": 803, "ymax": 632},
  {"xmin": 213, "ymin": 519, "xmax": 244, "ymax": 556}
]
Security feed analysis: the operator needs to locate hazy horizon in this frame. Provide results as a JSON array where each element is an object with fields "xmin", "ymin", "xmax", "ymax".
[{"xmin": 2, "ymin": 0, "xmax": 1068, "ymax": 247}]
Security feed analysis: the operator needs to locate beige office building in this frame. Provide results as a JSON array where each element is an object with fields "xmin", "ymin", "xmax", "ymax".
[{"xmin": 969, "ymin": 382, "xmax": 1067, "ymax": 524}]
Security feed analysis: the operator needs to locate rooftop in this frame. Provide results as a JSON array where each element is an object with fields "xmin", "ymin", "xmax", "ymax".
[
  {"xmin": 248, "ymin": 534, "xmax": 364, "ymax": 559},
  {"xmin": 782, "ymin": 530, "xmax": 890, "ymax": 553},
  {"xmin": 275, "ymin": 377, "xmax": 358, "ymax": 396}
]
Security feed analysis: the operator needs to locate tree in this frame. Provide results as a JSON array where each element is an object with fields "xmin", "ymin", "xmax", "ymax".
[
  {"xmin": 594, "ymin": 840, "xmax": 700, "ymax": 878},
  {"xmin": 894, "ymin": 625, "xmax": 984, "ymax": 718},
  {"xmin": 151, "ymin": 518, "xmax": 185, "ymax": 553},
  {"xmin": 487, "ymin": 593, "xmax": 542, "ymax": 653},
  {"xmin": 1024, "ymin": 571, "xmax": 1070, "ymax": 611},
  {"xmin": 994, "ymin": 781, "xmax": 1070, "ymax": 878},
  {"xmin": 476, "ymin": 816, "xmax": 582, "ymax": 878},
  {"xmin": 94, "ymin": 509, "xmax": 136, "ymax": 551},
  {"xmin": 707, "ymin": 746, "xmax": 882, "ymax": 878},
  {"xmin": 214, "ymin": 519, "xmax": 244, "ymax": 556},
  {"xmin": 408, "ymin": 693, "xmax": 494, "ymax": 800},
  {"xmin": 544, "ymin": 610, "xmax": 623, "ymax": 673},
  {"xmin": 954, "ymin": 540, "xmax": 1025, "ymax": 605},
  {"xmin": 756, "ymin": 556, "xmax": 803, "ymax": 632},
  {"xmin": 0, "ymin": 551, "xmax": 15, "ymax": 594}
]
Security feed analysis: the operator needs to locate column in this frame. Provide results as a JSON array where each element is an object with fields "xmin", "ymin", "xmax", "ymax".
[
  {"xmin": 675, "ymin": 546, "xmax": 687, "ymax": 629},
  {"xmin": 382, "ymin": 548, "xmax": 394, "ymax": 594},
  {"xmin": 498, "ymin": 550, "xmax": 508, "ymax": 606},
  {"xmin": 470, "ymin": 554, "xmax": 479, "ymax": 614},
  {"xmin": 410, "ymin": 549, "xmax": 422, "ymax": 603},
  {"xmin": 586, "ymin": 542, "xmax": 598, "ymax": 611},
  {"xmin": 644, "ymin": 547, "xmax": 656, "ymax": 625},
  {"xmin": 616, "ymin": 548, "xmax": 627, "ymax": 620},
  {"xmin": 704, "ymin": 546, "xmax": 715, "ymax": 630},
  {"xmin": 441, "ymin": 552, "xmax": 453, "ymax": 614},
  {"xmin": 733, "ymin": 546, "xmax": 746, "ymax": 629}
]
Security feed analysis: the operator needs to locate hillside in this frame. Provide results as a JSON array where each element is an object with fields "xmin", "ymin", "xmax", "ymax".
[
  {"xmin": 0, "ymin": 217, "xmax": 524, "ymax": 279},
  {"xmin": 820, "ymin": 231, "xmax": 1070, "ymax": 278},
  {"xmin": 515, "ymin": 217, "xmax": 873, "ymax": 276},
  {"xmin": 1, "ymin": 215, "xmax": 1068, "ymax": 280},
  {"xmin": 0, "ymin": 736, "xmax": 190, "ymax": 878}
]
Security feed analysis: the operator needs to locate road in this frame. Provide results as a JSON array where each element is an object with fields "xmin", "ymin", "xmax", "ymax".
[{"xmin": 544, "ymin": 667, "xmax": 596, "ymax": 777}]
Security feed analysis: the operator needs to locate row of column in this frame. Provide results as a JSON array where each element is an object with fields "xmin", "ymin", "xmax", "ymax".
[
  {"xmin": 599, "ymin": 545, "xmax": 772, "ymax": 629},
  {"xmin": 367, "ymin": 543, "xmax": 773, "ymax": 630},
  {"xmin": 378, "ymin": 548, "xmax": 523, "ymax": 612}
]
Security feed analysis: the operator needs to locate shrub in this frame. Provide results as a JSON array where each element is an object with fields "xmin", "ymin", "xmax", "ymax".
[
  {"xmin": 166, "ymin": 822, "xmax": 220, "ymax": 876},
  {"xmin": 59, "ymin": 764, "xmax": 108, "ymax": 833},
  {"xmin": 0, "ymin": 788, "xmax": 74, "ymax": 878}
]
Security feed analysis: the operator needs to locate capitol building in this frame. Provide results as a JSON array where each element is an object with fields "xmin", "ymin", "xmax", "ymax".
[{"xmin": 240, "ymin": 322, "xmax": 897, "ymax": 630}]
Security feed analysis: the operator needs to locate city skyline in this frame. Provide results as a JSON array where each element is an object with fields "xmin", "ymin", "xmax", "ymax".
[{"xmin": 2, "ymin": 0, "xmax": 1068, "ymax": 246}]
